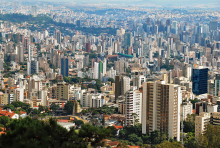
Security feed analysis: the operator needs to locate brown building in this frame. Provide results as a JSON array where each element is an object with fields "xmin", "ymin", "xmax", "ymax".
[{"xmin": 142, "ymin": 81, "xmax": 181, "ymax": 141}]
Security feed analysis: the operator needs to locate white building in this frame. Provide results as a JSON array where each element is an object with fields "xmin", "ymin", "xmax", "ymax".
[
  {"xmin": 125, "ymin": 87, "xmax": 142, "ymax": 126},
  {"xmin": 207, "ymin": 104, "xmax": 218, "ymax": 113},
  {"xmin": 180, "ymin": 101, "xmax": 193, "ymax": 120},
  {"xmin": 27, "ymin": 61, "xmax": 31, "ymax": 75},
  {"xmin": 28, "ymin": 44, "xmax": 34, "ymax": 61},
  {"xmin": 81, "ymin": 93, "xmax": 91, "ymax": 107},
  {"xmin": 77, "ymin": 59, "xmax": 84, "ymax": 70},
  {"xmin": 133, "ymin": 75, "xmax": 146, "ymax": 89},
  {"xmin": 16, "ymin": 87, "xmax": 24, "ymax": 102},
  {"xmin": 93, "ymin": 62, "xmax": 99, "ymax": 79},
  {"xmin": 107, "ymin": 67, "xmax": 116, "ymax": 80},
  {"xmin": 90, "ymin": 94, "xmax": 108, "ymax": 108},
  {"xmin": 103, "ymin": 59, "xmax": 107, "ymax": 76}
]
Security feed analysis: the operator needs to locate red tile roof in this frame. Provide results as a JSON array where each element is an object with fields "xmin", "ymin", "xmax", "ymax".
[
  {"xmin": 0, "ymin": 110, "xmax": 16, "ymax": 118},
  {"xmin": 57, "ymin": 119, "xmax": 70, "ymax": 123},
  {"xmin": 107, "ymin": 141, "xmax": 120, "ymax": 146}
]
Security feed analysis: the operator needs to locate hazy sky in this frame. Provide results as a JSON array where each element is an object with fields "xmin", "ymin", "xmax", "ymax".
[{"xmin": 45, "ymin": 0, "xmax": 220, "ymax": 5}]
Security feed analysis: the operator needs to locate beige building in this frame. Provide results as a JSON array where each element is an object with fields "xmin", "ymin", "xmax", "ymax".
[
  {"xmin": 195, "ymin": 112, "xmax": 210, "ymax": 139},
  {"xmin": 56, "ymin": 82, "xmax": 69, "ymax": 100},
  {"xmin": 0, "ymin": 94, "xmax": 9, "ymax": 105},
  {"xmin": 195, "ymin": 112, "xmax": 220, "ymax": 139},
  {"xmin": 118, "ymin": 100, "xmax": 126, "ymax": 114},
  {"xmin": 142, "ymin": 81, "xmax": 181, "ymax": 141}
]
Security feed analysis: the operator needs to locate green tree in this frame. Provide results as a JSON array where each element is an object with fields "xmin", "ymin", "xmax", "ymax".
[
  {"xmin": 119, "ymin": 129, "xmax": 127, "ymax": 139},
  {"xmin": 184, "ymin": 132, "xmax": 198, "ymax": 148},
  {"xmin": 116, "ymin": 142, "xmax": 129, "ymax": 148},
  {"xmin": 33, "ymin": 109, "xmax": 41, "ymax": 115},
  {"xmin": 3, "ymin": 104, "xmax": 15, "ymax": 111},
  {"xmin": 197, "ymin": 124, "xmax": 220, "ymax": 148},
  {"xmin": 189, "ymin": 98, "xmax": 200, "ymax": 109},
  {"xmin": 64, "ymin": 76, "xmax": 71, "ymax": 83},
  {"xmin": 132, "ymin": 113, "xmax": 139, "ymax": 125},
  {"xmin": 11, "ymin": 101, "xmax": 23, "ymax": 108},
  {"xmin": 87, "ymin": 83, "xmax": 97, "ymax": 89},
  {"xmin": 78, "ymin": 123, "xmax": 112, "ymax": 147},
  {"xmin": 108, "ymin": 78, "xmax": 115, "ymax": 84},
  {"xmin": 141, "ymin": 144, "xmax": 150, "ymax": 148},
  {"xmin": 142, "ymin": 134, "xmax": 150, "ymax": 144},
  {"xmin": 0, "ymin": 117, "xmax": 73, "ymax": 148},
  {"xmin": 128, "ymin": 133, "xmax": 143, "ymax": 145},
  {"xmin": 50, "ymin": 103, "xmax": 59, "ymax": 114},
  {"xmin": 151, "ymin": 130, "xmax": 161, "ymax": 144},
  {"xmin": 0, "ymin": 116, "xmax": 10, "ymax": 131},
  {"xmin": 64, "ymin": 101, "xmax": 74, "ymax": 115},
  {"xmin": 183, "ymin": 114, "xmax": 197, "ymax": 133},
  {"xmin": 81, "ymin": 85, "xmax": 87, "ymax": 89},
  {"xmin": 38, "ymin": 105, "xmax": 45, "ymax": 112},
  {"xmin": 155, "ymin": 141, "xmax": 183, "ymax": 148},
  {"xmin": 153, "ymin": 52, "xmax": 159, "ymax": 58},
  {"xmin": 74, "ymin": 120, "xmax": 84, "ymax": 129}
]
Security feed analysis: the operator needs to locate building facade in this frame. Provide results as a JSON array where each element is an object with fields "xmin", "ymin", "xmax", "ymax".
[{"xmin": 142, "ymin": 81, "xmax": 181, "ymax": 141}]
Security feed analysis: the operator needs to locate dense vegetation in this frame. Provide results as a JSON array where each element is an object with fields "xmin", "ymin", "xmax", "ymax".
[
  {"xmin": 3, "ymin": 101, "xmax": 58, "ymax": 117},
  {"xmin": 0, "ymin": 14, "xmax": 117, "ymax": 35},
  {"xmin": 1, "ymin": 101, "xmax": 219, "ymax": 147},
  {"xmin": 81, "ymin": 105, "xmax": 118, "ymax": 115},
  {"xmin": 0, "ymin": 117, "xmax": 113, "ymax": 148}
]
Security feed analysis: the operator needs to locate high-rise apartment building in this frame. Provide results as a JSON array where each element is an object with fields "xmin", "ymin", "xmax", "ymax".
[
  {"xmin": 56, "ymin": 82, "xmax": 69, "ymax": 100},
  {"xmin": 76, "ymin": 20, "xmax": 81, "ymax": 27},
  {"xmin": 86, "ymin": 42, "xmax": 91, "ymax": 52},
  {"xmin": 31, "ymin": 60, "xmax": 39, "ymax": 74},
  {"xmin": 27, "ymin": 61, "xmax": 31, "ymax": 75},
  {"xmin": 57, "ymin": 31, "xmax": 61, "ymax": 44},
  {"xmin": 97, "ymin": 45, "xmax": 102, "ymax": 53},
  {"xmin": 182, "ymin": 64, "xmax": 192, "ymax": 80},
  {"xmin": 125, "ymin": 88, "xmax": 142, "ymax": 126},
  {"xmin": 61, "ymin": 57, "xmax": 69, "ymax": 77},
  {"xmin": 210, "ymin": 21, "xmax": 218, "ymax": 31},
  {"xmin": 133, "ymin": 75, "xmax": 146, "ymax": 89},
  {"xmin": 27, "ymin": 60, "xmax": 39, "ymax": 75},
  {"xmin": 115, "ymin": 76, "xmax": 130, "ymax": 101},
  {"xmin": 124, "ymin": 32, "xmax": 133, "ymax": 47},
  {"xmin": 192, "ymin": 67, "xmax": 208, "ymax": 95},
  {"xmin": 142, "ymin": 81, "xmax": 181, "ymax": 141},
  {"xmin": 28, "ymin": 44, "xmax": 34, "ymax": 61},
  {"xmin": 19, "ymin": 43, "xmax": 24, "ymax": 63},
  {"xmin": 213, "ymin": 74, "xmax": 220, "ymax": 96},
  {"xmin": 53, "ymin": 50, "xmax": 63, "ymax": 68},
  {"xmin": 99, "ymin": 61, "xmax": 103, "ymax": 79},
  {"xmin": 81, "ymin": 92, "xmax": 91, "ymax": 107},
  {"xmin": 114, "ymin": 60, "xmax": 125, "ymax": 74},
  {"xmin": 146, "ymin": 18, "xmax": 151, "ymax": 25},
  {"xmin": 93, "ymin": 62, "xmax": 99, "ymax": 79},
  {"xmin": 31, "ymin": 6, "xmax": 37, "ymax": 17}
]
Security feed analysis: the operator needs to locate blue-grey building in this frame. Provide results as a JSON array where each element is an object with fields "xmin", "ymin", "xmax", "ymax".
[
  {"xmin": 61, "ymin": 57, "xmax": 69, "ymax": 77},
  {"xmin": 192, "ymin": 67, "xmax": 208, "ymax": 95}
]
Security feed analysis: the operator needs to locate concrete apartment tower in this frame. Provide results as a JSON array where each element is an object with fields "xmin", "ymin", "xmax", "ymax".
[{"xmin": 142, "ymin": 81, "xmax": 181, "ymax": 141}]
